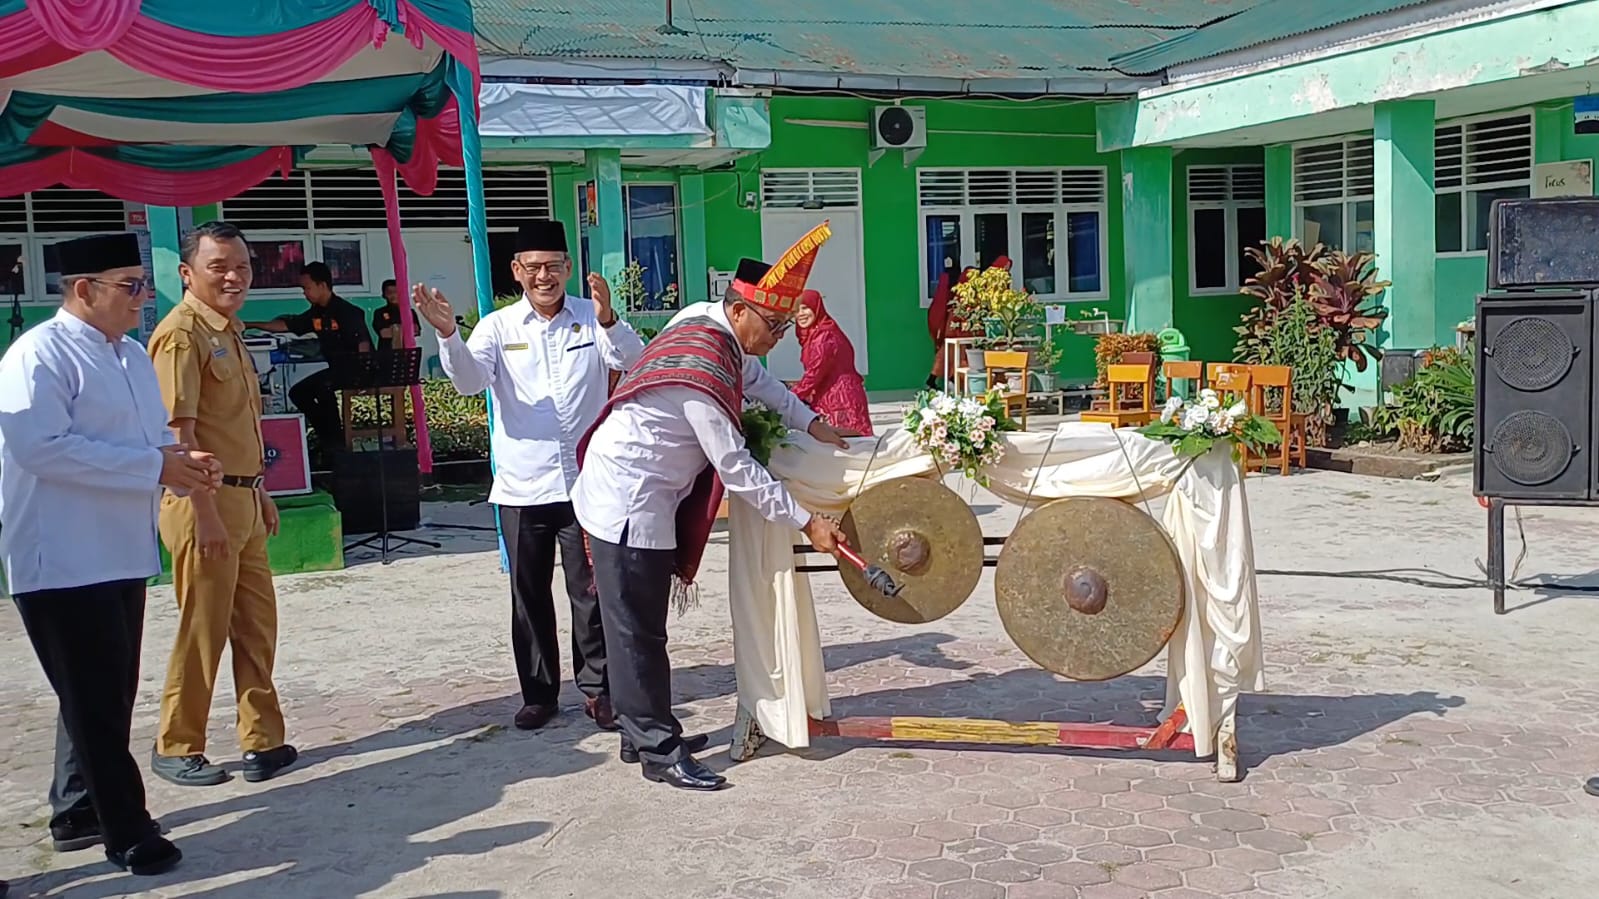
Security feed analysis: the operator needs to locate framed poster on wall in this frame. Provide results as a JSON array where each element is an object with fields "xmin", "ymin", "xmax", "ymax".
[{"xmin": 261, "ymin": 413, "xmax": 312, "ymax": 496}]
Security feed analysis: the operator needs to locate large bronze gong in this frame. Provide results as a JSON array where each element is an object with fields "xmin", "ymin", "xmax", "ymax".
[
  {"xmin": 994, "ymin": 497, "xmax": 1186, "ymax": 681},
  {"xmin": 837, "ymin": 477, "xmax": 984, "ymax": 623}
]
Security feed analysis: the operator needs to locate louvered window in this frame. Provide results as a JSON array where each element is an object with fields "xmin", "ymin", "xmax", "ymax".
[
  {"xmin": 1435, "ymin": 111, "xmax": 1533, "ymax": 252},
  {"xmin": 1187, "ymin": 165, "xmax": 1266, "ymax": 295},
  {"xmin": 219, "ymin": 166, "xmax": 553, "ymax": 293},
  {"xmin": 0, "ymin": 187, "xmax": 129, "ymax": 302},
  {"xmin": 915, "ymin": 167, "xmax": 1108, "ymax": 302},
  {"xmin": 1292, "ymin": 137, "xmax": 1376, "ymax": 253},
  {"xmin": 761, "ymin": 169, "xmax": 862, "ymax": 210}
]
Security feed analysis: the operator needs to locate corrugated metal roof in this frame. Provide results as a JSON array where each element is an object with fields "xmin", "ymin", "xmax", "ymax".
[
  {"xmin": 1108, "ymin": 0, "xmax": 1438, "ymax": 74},
  {"xmin": 474, "ymin": 0, "xmax": 1255, "ymax": 82}
]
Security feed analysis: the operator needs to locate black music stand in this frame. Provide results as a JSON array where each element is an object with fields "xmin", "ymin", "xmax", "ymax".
[{"xmin": 327, "ymin": 347, "xmax": 440, "ymax": 562}]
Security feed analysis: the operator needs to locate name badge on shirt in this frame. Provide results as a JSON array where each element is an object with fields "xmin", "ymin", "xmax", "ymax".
[
  {"xmin": 566, "ymin": 341, "xmax": 595, "ymax": 352},
  {"xmin": 211, "ymin": 347, "xmax": 229, "ymax": 359},
  {"xmin": 503, "ymin": 342, "xmax": 530, "ymax": 351}
]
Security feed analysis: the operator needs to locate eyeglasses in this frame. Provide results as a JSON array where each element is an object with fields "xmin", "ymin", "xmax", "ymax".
[
  {"xmin": 91, "ymin": 278, "xmax": 148, "ymax": 296},
  {"xmin": 741, "ymin": 301, "xmax": 792, "ymax": 337},
  {"xmin": 513, "ymin": 259, "xmax": 568, "ymax": 276}
]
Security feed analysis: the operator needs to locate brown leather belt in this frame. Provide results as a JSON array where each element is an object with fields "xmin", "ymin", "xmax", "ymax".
[{"xmin": 221, "ymin": 474, "xmax": 263, "ymax": 489}]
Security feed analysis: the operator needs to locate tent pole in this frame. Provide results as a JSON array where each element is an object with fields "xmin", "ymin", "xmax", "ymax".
[{"xmin": 374, "ymin": 155, "xmax": 435, "ymax": 475}]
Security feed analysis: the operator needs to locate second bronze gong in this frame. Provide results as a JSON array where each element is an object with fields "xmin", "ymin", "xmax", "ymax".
[
  {"xmin": 837, "ymin": 476, "xmax": 983, "ymax": 623},
  {"xmin": 994, "ymin": 497, "xmax": 1186, "ymax": 681}
]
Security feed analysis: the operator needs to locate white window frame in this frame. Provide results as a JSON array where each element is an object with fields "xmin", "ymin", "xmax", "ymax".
[
  {"xmin": 3, "ymin": 188, "xmax": 129, "ymax": 303},
  {"xmin": 1291, "ymin": 135, "xmax": 1375, "ymax": 253},
  {"xmin": 1186, "ymin": 164, "xmax": 1266, "ymax": 296},
  {"xmin": 219, "ymin": 166, "xmax": 554, "ymax": 297},
  {"xmin": 574, "ymin": 180, "xmax": 686, "ymax": 312},
  {"xmin": 1434, "ymin": 109, "xmax": 1535, "ymax": 256},
  {"xmin": 314, "ymin": 233, "xmax": 371, "ymax": 294},
  {"xmin": 915, "ymin": 166, "xmax": 1110, "ymax": 307}
]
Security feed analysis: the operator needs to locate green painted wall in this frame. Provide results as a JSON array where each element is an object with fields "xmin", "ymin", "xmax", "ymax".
[
  {"xmin": 1171, "ymin": 147, "xmax": 1266, "ymax": 364},
  {"xmin": 701, "ymin": 95, "xmax": 1122, "ymax": 390}
]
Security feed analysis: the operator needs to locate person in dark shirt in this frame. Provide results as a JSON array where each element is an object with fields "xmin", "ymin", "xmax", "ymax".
[
  {"xmin": 371, "ymin": 279, "xmax": 421, "ymax": 349},
  {"xmin": 244, "ymin": 261, "xmax": 372, "ymax": 454}
]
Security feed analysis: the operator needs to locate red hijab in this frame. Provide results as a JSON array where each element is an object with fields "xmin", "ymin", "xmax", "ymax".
[{"xmin": 796, "ymin": 289, "xmax": 840, "ymax": 346}]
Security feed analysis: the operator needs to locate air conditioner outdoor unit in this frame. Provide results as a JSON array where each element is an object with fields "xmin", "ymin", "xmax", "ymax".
[{"xmin": 871, "ymin": 106, "xmax": 927, "ymax": 150}]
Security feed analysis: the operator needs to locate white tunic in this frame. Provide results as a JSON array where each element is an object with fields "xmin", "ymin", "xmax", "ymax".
[
  {"xmin": 438, "ymin": 295, "xmax": 644, "ymax": 507},
  {"xmin": 573, "ymin": 302, "xmax": 817, "ymax": 549},
  {"xmin": 0, "ymin": 309, "xmax": 172, "ymax": 594}
]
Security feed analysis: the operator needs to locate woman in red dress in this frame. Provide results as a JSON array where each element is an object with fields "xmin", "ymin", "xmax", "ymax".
[{"xmin": 792, "ymin": 289, "xmax": 874, "ymax": 436}]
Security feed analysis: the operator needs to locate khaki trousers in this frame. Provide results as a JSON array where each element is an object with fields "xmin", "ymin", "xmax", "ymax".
[{"xmin": 156, "ymin": 486, "xmax": 285, "ymax": 757}]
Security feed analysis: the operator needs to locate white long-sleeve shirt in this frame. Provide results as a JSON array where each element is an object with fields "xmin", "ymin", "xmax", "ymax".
[
  {"xmin": 439, "ymin": 295, "xmax": 644, "ymax": 506},
  {"xmin": 0, "ymin": 309, "xmax": 172, "ymax": 594},
  {"xmin": 573, "ymin": 303, "xmax": 816, "ymax": 549}
]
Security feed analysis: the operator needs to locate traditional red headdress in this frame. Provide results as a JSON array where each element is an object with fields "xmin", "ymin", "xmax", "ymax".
[{"xmin": 730, "ymin": 221, "xmax": 832, "ymax": 315}]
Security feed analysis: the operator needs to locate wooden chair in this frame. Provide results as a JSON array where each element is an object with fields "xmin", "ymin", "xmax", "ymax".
[
  {"xmin": 1091, "ymin": 351, "xmax": 1158, "ymax": 411},
  {"xmin": 1206, "ymin": 361, "xmax": 1249, "ymax": 384},
  {"xmin": 1080, "ymin": 363, "xmax": 1155, "ymax": 427},
  {"xmin": 1243, "ymin": 364, "xmax": 1307, "ymax": 476},
  {"xmin": 985, "ymin": 350, "xmax": 1030, "ymax": 430},
  {"xmin": 341, "ymin": 387, "xmax": 409, "ymax": 450},
  {"xmin": 1210, "ymin": 368, "xmax": 1253, "ymax": 478},
  {"xmin": 1162, "ymin": 360, "xmax": 1204, "ymax": 400}
]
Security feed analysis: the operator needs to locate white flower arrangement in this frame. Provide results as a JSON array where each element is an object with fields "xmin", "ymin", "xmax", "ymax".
[
  {"xmin": 902, "ymin": 389, "xmax": 1019, "ymax": 485},
  {"xmin": 1141, "ymin": 389, "xmax": 1281, "ymax": 460}
]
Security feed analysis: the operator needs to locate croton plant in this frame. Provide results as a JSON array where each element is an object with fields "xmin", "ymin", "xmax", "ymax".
[{"xmin": 1233, "ymin": 238, "xmax": 1391, "ymax": 372}]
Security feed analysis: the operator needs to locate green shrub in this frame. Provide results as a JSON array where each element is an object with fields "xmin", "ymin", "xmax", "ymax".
[
  {"xmin": 1369, "ymin": 347, "xmax": 1474, "ymax": 453},
  {"xmin": 342, "ymin": 378, "xmax": 489, "ymax": 459}
]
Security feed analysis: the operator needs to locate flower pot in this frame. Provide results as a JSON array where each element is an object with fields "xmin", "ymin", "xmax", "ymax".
[
  {"xmin": 1034, "ymin": 372, "xmax": 1056, "ymax": 393},
  {"xmin": 967, "ymin": 373, "xmax": 988, "ymax": 394},
  {"xmin": 965, "ymin": 348, "xmax": 987, "ymax": 371},
  {"xmin": 1005, "ymin": 373, "xmax": 1025, "ymax": 392}
]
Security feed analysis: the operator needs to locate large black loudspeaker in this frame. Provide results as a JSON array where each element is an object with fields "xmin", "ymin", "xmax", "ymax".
[
  {"xmin": 1488, "ymin": 197, "xmax": 1599, "ymax": 288},
  {"xmin": 331, "ymin": 447, "xmax": 421, "ymax": 534},
  {"xmin": 1474, "ymin": 295, "xmax": 1593, "ymax": 499}
]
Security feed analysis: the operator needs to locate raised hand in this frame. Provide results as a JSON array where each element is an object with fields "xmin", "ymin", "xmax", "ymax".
[
  {"xmin": 412, "ymin": 283, "xmax": 458, "ymax": 337},
  {"xmin": 588, "ymin": 273, "xmax": 616, "ymax": 325}
]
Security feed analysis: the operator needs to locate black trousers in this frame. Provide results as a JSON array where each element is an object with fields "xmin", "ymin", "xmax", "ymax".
[
  {"xmin": 497, "ymin": 502, "xmax": 604, "ymax": 707},
  {"xmin": 588, "ymin": 527, "xmax": 689, "ymax": 765},
  {"xmin": 49, "ymin": 712, "xmax": 91, "ymax": 825},
  {"xmin": 14, "ymin": 580, "xmax": 156, "ymax": 853},
  {"xmin": 289, "ymin": 368, "xmax": 343, "ymax": 451}
]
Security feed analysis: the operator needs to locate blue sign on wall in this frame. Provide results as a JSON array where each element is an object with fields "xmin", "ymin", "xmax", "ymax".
[{"xmin": 1575, "ymin": 95, "xmax": 1599, "ymax": 134}]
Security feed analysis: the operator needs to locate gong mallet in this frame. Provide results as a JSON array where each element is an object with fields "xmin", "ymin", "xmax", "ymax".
[{"xmin": 834, "ymin": 539, "xmax": 904, "ymax": 598}]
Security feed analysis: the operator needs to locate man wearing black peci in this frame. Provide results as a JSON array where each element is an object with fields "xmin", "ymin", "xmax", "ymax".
[{"xmin": 244, "ymin": 261, "xmax": 372, "ymax": 456}]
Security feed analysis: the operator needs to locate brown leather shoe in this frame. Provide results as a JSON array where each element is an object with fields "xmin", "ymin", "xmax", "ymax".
[
  {"xmin": 584, "ymin": 695, "xmax": 620, "ymax": 731},
  {"xmin": 513, "ymin": 704, "xmax": 558, "ymax": 731}
]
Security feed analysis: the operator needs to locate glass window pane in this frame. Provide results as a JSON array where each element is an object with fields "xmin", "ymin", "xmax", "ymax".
[
  {"xmin": 626, "ymin": 184, "xmax": 680, "ymax": 310},
  {"xmin": 1065, "ymin": 211, "xmax": 1102, "ymax": 294},
  {"xmin": 925, "ymin": 215, "xmax": 961, "ymax": 300},
  {"xmin": 1435, "ymin": 192, "xmax": 1464, "ymax": 253},
  {"xmin": 1020, "ymin": 212, "xmax": 1055, "ymax": 295},
  {"xmin": 1192, "ymin": 208, "xmax": 1228, "ymax": 289},
  {"xmin": 576, "ymin": 185, "xmax": 593, "ymax": 298},
  {"xmin": 975, "ymin": 212, "xmax": 1010, "ymax": 269},
  {"xmin": 1468, "ymin": 184, "xmax": 1530, "ymax": 251},
  {"xmin": 1352, "ymin": 200, "xmax": 1375, "ymax": 253},
  {"xmin": 1300, "ymin": 203, "xmax": 1343, "ymax": 251},
  {"xmin": 1236, "ymin": 205, "xmax": 1266, "ymax": 285}
]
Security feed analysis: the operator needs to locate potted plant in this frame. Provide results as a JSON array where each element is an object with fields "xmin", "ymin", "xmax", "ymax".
[
  {"xmin": 614, "ymin": 260, "xmax": 650, "ymax": 313},
  {"xmin": 953, "ymin": 265, "xmax": 1042, "ymax": 354},
  {"xmin": 1032, "ymin": 340, "xmax": 1063, "ymax": 392}
]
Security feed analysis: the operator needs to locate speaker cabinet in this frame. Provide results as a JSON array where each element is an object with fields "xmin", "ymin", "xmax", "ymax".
[
  {"xmin": 1474, "ymin": 294, "xmax": 1592, "ymax": 500},
  {"xmin": 1489, "ymin": 198, "xmax": 1599, "ymax": 289},
  {"xmin": 331, "ymin": 448, "xmax": 421, "ymax": 534}
]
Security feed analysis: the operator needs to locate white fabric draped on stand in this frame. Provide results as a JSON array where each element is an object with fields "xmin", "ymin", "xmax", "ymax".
[{"xmin": 726, "ymin": 422, "xmax": 1266, "ymax": 757}]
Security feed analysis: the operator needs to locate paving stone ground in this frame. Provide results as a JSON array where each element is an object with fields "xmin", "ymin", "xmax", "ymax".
[{"xmin": 4, "ymin": 465, "xmax": 1599, "ymax": 898}]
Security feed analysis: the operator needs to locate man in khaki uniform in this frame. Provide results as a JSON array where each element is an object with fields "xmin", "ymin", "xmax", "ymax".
[{"xmin": 147, "ymin": 221, "xmax": 298, "ymax": 787}]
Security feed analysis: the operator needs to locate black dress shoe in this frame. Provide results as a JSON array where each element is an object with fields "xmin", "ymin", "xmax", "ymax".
[
  {"xmin": 50, "ymin": 806, "xmax": 102, "ymax": 852},
  {"xmin": 242, "ymin": 745, "xmax": 299, "ymax": 783},
  {"xmin": 1584, "ymin": 775, "xmax": 1599, "ymax": 797},
  {"xmin": 584, "ymin": 695, "xmax": 620, "ymax": 732},
  {"xmin": 620, "ymin": 733, "xmax": 708, "ymax": 765},
  {"xmin": 151, "ymin": 750, "xmax": 228, "ymax": 787},
  {"xmin": 1, "ymin": 876, "xmax": 9, "ymax": 898},
  {"xmin": 514, "ymin": 703, "xmax": 558, "ymax": 731},
  {"xmin": 641, "ymin": 755, "xmax": 727, "ymax": 791},
  {"xmin": 106, "ymin": 834, "xmax": 182, "ymax": 877}
]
